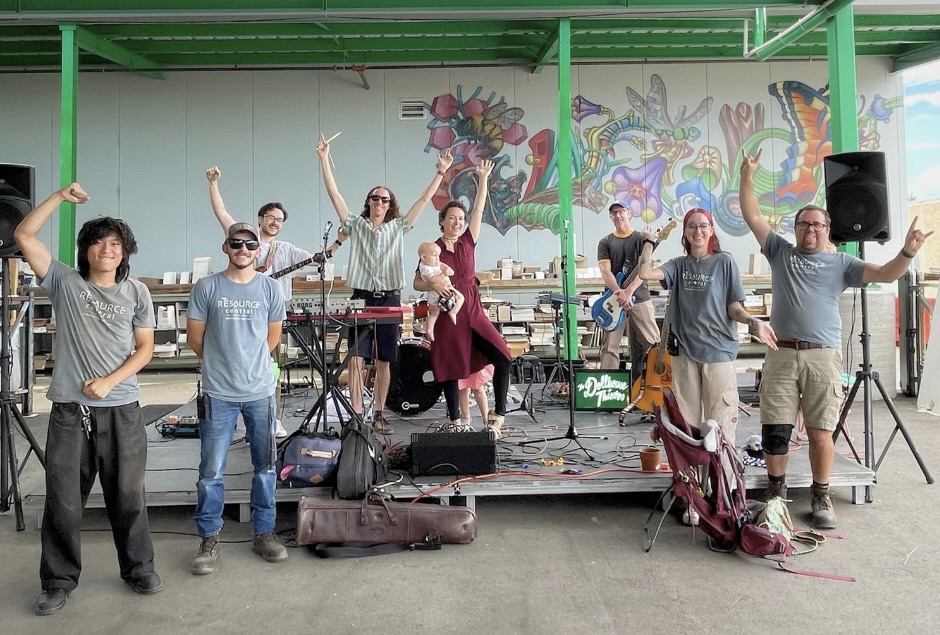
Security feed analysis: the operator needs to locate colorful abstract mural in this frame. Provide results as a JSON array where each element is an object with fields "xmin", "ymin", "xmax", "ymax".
[{"xmin": 425, "ymin": 75, "xmax": 903, "ymax": 237}]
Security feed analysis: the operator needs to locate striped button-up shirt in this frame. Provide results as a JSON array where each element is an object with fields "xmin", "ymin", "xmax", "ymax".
[{"xmin": 344, "ymin": 215, "xmax": 410, "ymax": 291}]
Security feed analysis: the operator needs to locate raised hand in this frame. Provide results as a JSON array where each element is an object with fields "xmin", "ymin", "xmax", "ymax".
[
  {"xmin": 475, "ymin": 159, "xmax": 494, "ymax": 180},
  {"xmin": 59, "ymin": 183, "xmax": 89, "ymax": 204},
  {"xmin": 316, "ymin": 139, "xmax": 330, "ymax": 159},
  {"xmin": 740, "ymin": 147, "xmax": 763, "ymax": 181},
  {"xmin": 205, "ymin": 166, "xmax": 221, "ymax": 183},
  {"xmin": 436, "ymin": 148, "xmax": 454, "ymax": 173},
  {"xmin": 904, "ymin": 216, "xmax": 934, "ymax": 256}
]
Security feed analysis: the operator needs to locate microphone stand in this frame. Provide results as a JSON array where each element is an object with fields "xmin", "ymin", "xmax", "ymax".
[{"xmin": 520, "ymin": 221, "xmax": 606, "ymax": 460}]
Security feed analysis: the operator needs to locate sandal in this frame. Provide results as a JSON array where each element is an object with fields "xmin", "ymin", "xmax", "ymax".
[
  {"xmin": 371, "ymin": 412, "xmax": 394, "ymax": 436},
  {"xmin": 485, "ymin": 412, "xmax": 504, "ymax": 439}
]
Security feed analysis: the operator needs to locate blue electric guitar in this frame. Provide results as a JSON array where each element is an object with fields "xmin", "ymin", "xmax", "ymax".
[{"xmin": 591, "ymin": 219, "xmax": 677, "ymax": 332}]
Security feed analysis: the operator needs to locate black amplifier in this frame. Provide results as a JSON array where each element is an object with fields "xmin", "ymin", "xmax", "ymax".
[{"xmin": 410, "ymin": 432, "xmax": 497, "ymax": 476}]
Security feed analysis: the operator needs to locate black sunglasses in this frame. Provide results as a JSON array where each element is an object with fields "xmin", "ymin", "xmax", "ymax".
[
  {"xmin": 368, "ymin": 195, "xmax": 391, "ymax": 204},
  {"xmin": 227, "ymin": 238, "xmax": 260, "ymax": 250}
]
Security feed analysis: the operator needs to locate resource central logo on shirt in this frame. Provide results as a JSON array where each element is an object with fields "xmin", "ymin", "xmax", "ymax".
[
  {"xmin": 217, "ymin": 297, "xmax": 262, "ymax": 319},
  {"xmin": 682, "ymin": 271, "xmax": 713, "ymax": 289},
  {"xmin": 788, "ymin": 253, "xmax": 824, "ymax": 272},
  {"xmin": 80, "ymin": 290, "xmax": 128, "ymax": 321}
]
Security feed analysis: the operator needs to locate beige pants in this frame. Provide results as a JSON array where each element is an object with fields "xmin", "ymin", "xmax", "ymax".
[
  {"xmin": 670, "ymin": 354, "xmax": 740, "ymax": 445},
  {"xmin": 598, "ymin": 300, "xmax": 660, "ymax": 383}
]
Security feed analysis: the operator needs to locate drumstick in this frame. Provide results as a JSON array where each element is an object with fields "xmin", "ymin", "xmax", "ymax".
[{"xmin": 319, "ymin": 133, "xmax": 336, "ymax": 171}]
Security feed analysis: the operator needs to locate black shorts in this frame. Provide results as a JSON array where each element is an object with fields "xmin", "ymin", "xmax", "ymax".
[{"xmin": 350, "ymin": 289, "xmax": 400, "ymax": 363}]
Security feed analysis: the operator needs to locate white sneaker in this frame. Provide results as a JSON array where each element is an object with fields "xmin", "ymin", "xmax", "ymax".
[
  {"xmin": 274, "ymin": 419, "xmax": 288, "ymax": 438},
  {"xmin": 682, "ymin": 508, "xmax": 700, "ymax": 526}
]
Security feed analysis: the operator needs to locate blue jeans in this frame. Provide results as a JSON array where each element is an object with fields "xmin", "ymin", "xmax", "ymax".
[{"xmin": 194, "ymin": 394, "xmax": 277, "ymax": 537}]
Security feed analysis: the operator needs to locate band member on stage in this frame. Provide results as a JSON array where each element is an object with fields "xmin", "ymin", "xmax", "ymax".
[
  {"xmin": 206, "ymin": 165, "xmax": 319, "ymax": 437},
  {"xmin": 317, "ymin": 139, "xmax": 453, "ymax": 435},
  {"xmin": 15, "ymin": 184, "xmax": 162, "ymax": 615},
  {"xmin": 638, "ymin": 208, "xmax": 777, "ymax": 446},
  {"xmin": 741, "ymin": 149, "xmax": 931, "ymax": 529},
  {"xmin": 597, "ymin": 203, "xmax": 660, "ymax": 384},
  {"xmin": 187, "ymin": 222, "xmax": 286, "ymax": 574},
  {"xmin": 413, "ymin": 160, "xmax": 512, "ymax": 437}
]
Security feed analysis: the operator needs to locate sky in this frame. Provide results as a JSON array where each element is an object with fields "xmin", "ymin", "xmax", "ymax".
[{"xmin": 904, "ymin": 59, "xmax": 940, "ymax": 202}]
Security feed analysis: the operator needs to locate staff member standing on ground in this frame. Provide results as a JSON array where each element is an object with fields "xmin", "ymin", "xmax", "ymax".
[
  {"xmin": 187, "ymin": 222, "xmax": 287, "ymax": 574},
  {"xmin": 740, "ymin": 148, "xmax": 932, "ymax": 529},
  {"xmin": 15, "ymin": 183, "xmax": 162, "ymax": 615},
  {"xmin": 206, "ymin": 166, "xmax": 316, "ymax": 438}
]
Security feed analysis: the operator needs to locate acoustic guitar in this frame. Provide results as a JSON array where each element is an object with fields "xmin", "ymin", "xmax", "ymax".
[
  {"xmin": 618, "ymin": 295, "xmax": 674, "ymax": 423},
  {"xmin": 591, "ymin": 219, "xmax": 677, "ymax": 332}
]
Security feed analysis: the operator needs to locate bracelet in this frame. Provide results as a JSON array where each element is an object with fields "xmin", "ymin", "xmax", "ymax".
[
  {"xmin": 332, "ymin": 240, "xmax": 342, "ymax": 248},
  {"xmin": 437, "ymin": 170, "xmax": 446, "ymax": 177},
  {"xmin": 643, "ymin": 238, "xmax": 657, "ymax": 249},
  {"xmin": 901, "ymin": 248, "xmax": 916, "ymax": 259}
]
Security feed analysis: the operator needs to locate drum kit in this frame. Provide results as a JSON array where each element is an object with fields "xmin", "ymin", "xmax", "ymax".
[{"xmin": 376, "ymin": 298, "xmax": 442, "ymax": 416}]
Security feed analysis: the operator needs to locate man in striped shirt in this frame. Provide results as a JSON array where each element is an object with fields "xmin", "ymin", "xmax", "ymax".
[{"xmin": 317, "ymin": 139, "xmax": 453, "ymax": 434}]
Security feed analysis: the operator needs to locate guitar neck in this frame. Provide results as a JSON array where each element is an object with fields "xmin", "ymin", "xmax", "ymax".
[{"xmin": 271, "ymin": 256, "xmax": 317, "ymax": 280}]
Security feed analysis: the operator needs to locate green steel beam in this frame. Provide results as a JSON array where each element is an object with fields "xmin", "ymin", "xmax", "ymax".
[
  {"xmin": 556, "ymin": 18, "xmax": 577, "ymax": 360},
  {"xmin": 0, "ymin": 0, "xmax": 822, "ymax": 14},
  {"xmin": 893, "ymin": 42, "xmax": 940, "ymax": 72},
  {"xmin": 58, "ymin": 24, "xmax": 78, "ymax": 267},
  {"xmin": 748, "ymin": 0, "xmax": 856, "ymax": 61},
  {"xmin": 532, "ymin": 24, "xmax": 559, "ymax": 75},
  {"xmin": 827, "ymin": 4, "xmax": 860, "ymax": 258},
  {"xmin": 753, "ymin": 7, "xmax": 767, "ymax": 49},
  {"xmin": 74, "ymin": 26, "xmax": 163, "ymax": 78}
]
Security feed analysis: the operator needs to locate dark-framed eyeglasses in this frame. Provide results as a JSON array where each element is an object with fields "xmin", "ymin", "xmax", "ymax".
[
  {"xmin": 261, "ymin": 214, "xmax": 285, "ymax": 224},
  {"xmin": 795, "ymin": 221, "xmax": 829, "ymax": 231},
  {"xmin": 227, "ymin": 238, "xmax": 260, "ymax": 250},
  {"xmin": 685, "ymin": 223, "xmax": 711, "ymax": 232},
  {"xmin": 368, "ymin": 195, "xmax": 391, "ymax": 204}
]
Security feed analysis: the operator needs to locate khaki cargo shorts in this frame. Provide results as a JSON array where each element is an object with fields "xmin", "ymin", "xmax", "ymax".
[{"xmin": 759, "ymin": 347, "xmax": 843, "ymax": 432}]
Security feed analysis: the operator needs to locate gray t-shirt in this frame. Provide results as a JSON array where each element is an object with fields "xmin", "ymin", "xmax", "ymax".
[
  {"xmin": 763, "ymin": 232, "xmax": 867, "ymax": 348},
  {"xmin": 188, "ymin": 272, "xmax": 286, "ymax": 402},
  {"xmin": 660, "ymin": 253, "xmax": 745, "ymax": 363},
  {"xmin": 40, "ymin": 260, "xmax": 155, "ymax": 406},
  {"xmin": 254, "ymin": 239, "xmax": 312, "ymax": 302},
  {"xmin": 597, "ymin": 231, "xmax": 651, "ymax": 303}
]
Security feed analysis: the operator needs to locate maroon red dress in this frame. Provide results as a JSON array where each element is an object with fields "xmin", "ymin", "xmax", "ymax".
[{"xmin": 428, "ymin": 232, "xmax": 510, "ymax": 382}]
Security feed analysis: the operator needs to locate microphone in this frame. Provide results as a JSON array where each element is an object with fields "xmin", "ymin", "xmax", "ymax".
[{"xmin": 322, "ymin": 220, "xmax": 333, "ymax": 243}]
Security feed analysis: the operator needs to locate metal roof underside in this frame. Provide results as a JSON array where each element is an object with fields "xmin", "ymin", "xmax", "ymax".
[{"xmin": 1, "ymin": 1, "xmax": 939, "ymax": 75}]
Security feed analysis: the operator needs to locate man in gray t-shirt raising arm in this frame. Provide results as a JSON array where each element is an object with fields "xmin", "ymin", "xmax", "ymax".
[
  {"xmin": 740, "ymin": 149, "xmax": 932, "ymax": 529},
  {"xmin": 15, "ymin": 183, "xmax": 162, "ymax": 616},
  {"xmin": 186, "ymin": 222, "xmax": 287, "ymax": 575}
]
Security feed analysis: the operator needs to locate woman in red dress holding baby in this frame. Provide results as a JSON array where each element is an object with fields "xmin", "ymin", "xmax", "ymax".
[{"xmin": 413, "ymin": 160, "xmax": 511, "ymax": 437}]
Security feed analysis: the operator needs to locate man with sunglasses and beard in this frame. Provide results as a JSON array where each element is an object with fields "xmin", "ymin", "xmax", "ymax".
[
  {"xmin": 15, "ymin": 183, "xmax": 162, "ymax": 615},
  {"xmin": 741, "ymin": 149, "xmax": 932, "ymax": 529},
  {"xmin": 205, "ymin": 166, "xmax": 322, "ymax": 438},
  {"xmin": 186, "ymin": 223, "xmax": 286, "ymax": 575},
  {"xmin": 317, "ymin": 140, "xmax": 453, "ymax": 435}
]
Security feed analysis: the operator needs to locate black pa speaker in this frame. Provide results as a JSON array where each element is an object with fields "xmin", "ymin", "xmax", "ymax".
[
  {"xmin": 410, "ymin": 432, "xmax": 497, "ymax": 476},
  {"xmin": 823, "ymin": 151, "xmax": 890, "ymax": 244},
  {"xmin": 0, "ymin": 164, "xmax": 35, "ymax": 258}
]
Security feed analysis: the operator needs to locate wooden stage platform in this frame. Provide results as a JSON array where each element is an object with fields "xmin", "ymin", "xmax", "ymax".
[{"xmin": 22, "ymin": 385, "xmax": 875, "ymax": 526}]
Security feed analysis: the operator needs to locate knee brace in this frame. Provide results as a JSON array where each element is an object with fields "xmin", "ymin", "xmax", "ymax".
[{"xmin": 761, "ymin": 424, "xmax": 794, "ymax": 455}]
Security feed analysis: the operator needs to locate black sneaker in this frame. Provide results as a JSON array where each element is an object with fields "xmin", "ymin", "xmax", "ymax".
[
  {"xmin": 191, "ymin": 537, "xmax": 220, "ymax": 575},
  {"xmin": 126, "ymin": 572, "xmax": 164, "ymax": 595},
  {"xmin": 35, "ymin": 589, "xmax": 69, "ymax": 616}
]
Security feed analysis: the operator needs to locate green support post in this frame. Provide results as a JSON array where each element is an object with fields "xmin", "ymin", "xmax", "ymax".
[
  {"xmin": 58, "ymin": 24, "xmax": 78, "ymax": 267},
  {"xmin": 827, "ymin": 5, "xmax": 860, "ymax": 257},
  {"xmin": 556, "ymin": 18, "xmax": 578, "ymax": 360}
]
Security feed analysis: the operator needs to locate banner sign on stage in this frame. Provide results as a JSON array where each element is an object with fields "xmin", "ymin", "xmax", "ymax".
[{"xmin": 573, "ymin": 369, "xmax": 631, "ymax": 411}]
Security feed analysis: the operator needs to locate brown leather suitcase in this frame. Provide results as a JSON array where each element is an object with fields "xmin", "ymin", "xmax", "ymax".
[{"xmin": 295, "ymin": 494, "xmax": 477, "ymax": 546}]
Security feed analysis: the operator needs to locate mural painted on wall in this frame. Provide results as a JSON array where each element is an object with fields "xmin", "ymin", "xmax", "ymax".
[{"xmin": 425, "ymin": 76, "xmax": 903, "ymax": 236}]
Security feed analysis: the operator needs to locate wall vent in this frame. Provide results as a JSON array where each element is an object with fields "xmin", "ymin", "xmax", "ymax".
[{"xmin": 399, "ymin": 99, "xmax": 427, "ymax": 120}]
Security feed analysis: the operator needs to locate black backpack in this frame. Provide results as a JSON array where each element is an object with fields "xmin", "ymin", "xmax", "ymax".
[{"xmin": 334, "ymin": 420, "xmax": 389, "ymax": 500}]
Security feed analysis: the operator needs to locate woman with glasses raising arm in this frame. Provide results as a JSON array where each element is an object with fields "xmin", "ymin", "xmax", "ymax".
[{"xmin": 316, "ymin": 138, "xmax": 453, "ymax": 435}]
